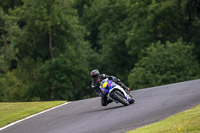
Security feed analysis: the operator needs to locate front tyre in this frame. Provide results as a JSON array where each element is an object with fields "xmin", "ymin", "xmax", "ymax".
[
  {"xmin": 129, "ymin": 98, "xmax": 135, "ymax": 104},
  {"xmin": 128, "ymin": 95, "xmax": 135, "ymax": 104},
  {"xmin": 112, "ymin": 90, "xmax": 129, "ymax": 106}
]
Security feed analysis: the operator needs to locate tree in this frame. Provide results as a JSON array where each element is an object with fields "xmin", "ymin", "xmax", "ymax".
[
  {"xmin": 4, "ymin": 0, "xmax": 93, "ymax": 101},
  {"xmin": 0, "ymin": 55, "xmax": 25, "ymax": 102},
  {"xmin": 128, "ymin": 39, "xmax": 200, "ymax": 90},
  {"xmin": 126, "ymin": 0, "xmax": 200, "ymax": 63},
  {"xmin": 0, "ymin": 55, "xmax": 8, "ymax": 101},
  {"xmin": 97, "ymin": 0, "xmax": 133, "ymax": 82},
  {"xmin": 125, "ymin": 0, "xmax": 153, "ymax": 63},
  {"xmin": 80, "ymin": 0, "xmax": 134, "ymax": 83},
  {"xmin": 0, "ymin": 8, "xmax": 21, "ymax": 101},
  {"xmin": 1, "ymin": 0, "xmax": 200, "ymax": 101},
  {"xmin": 0, "ymin": 2, "xmax": 21, "ymax": 69},
  {"xmin": 30, "ymin": 46, "xmax": 91, "ymax": 101},
  {"xmin": 7, "ymin": 0, "xmax": 86, "ymax": 61},
  {"xmin": 182, "ymin": 0, "xmax": 200, "ymax": 62},
  {"xmin": 0, "ymin": 0, "xmax": 22, "ymax": 13}
]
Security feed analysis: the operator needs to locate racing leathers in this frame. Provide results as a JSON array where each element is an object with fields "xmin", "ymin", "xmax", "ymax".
[{"xmin": 91, "ymin": 74, "xmax": 130, "ymax": 106}]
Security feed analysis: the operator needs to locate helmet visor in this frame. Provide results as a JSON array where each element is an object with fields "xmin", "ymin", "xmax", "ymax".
[{"xmin": 92, "ymin": 74, "xmax": 98, "ymax": 79}]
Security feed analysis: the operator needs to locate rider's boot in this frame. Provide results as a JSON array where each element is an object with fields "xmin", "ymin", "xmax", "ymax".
[
  {"xmin": 101, "ymin": 95, "xmax": 113, "ymax": 106},
  {"xmin": 107, "ymin": 98, "xmax": 113, "ymax": 104}
]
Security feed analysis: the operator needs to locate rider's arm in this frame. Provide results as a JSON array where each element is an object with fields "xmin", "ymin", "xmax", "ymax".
[
  {"xmin": 101, "ymin": 74, "xmax": 118, "ymax": 82},
  {"xmin": 91, "ymin": 82, "xmax": 103, "ymax": 97},
  {"xmin": 101, "ymin": 74, "xmax": 120, "ymax": 83}
]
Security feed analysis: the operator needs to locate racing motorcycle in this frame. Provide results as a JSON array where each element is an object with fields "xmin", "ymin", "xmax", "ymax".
[{"xmin": 100, "ymin": 78, "xmax": 135, "ymax": 106}]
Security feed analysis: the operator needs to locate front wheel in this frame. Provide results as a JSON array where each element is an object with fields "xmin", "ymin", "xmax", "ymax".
[
  {"xmin": 128, "ymin": 95, "xmax": 135, "ymax": 104},
  {"xmin": 111, "ymin": 90, "xmax": 129, "ymax": 106}
]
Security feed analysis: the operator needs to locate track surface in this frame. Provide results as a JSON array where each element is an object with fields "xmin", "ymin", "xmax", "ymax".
[{"xmin": 1, "ymin": 79, "xmax": 200, "ymax": 133}]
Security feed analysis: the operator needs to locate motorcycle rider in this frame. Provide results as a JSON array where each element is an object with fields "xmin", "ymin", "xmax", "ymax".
[{"xmin": 91, "ymin": 70, "xmax": 130, "ymax": 106}]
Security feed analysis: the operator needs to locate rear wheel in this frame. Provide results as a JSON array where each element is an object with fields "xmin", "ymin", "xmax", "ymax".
[{"xmin": 111, "ymin": 90, "xmax": 129, "ymax": 106}]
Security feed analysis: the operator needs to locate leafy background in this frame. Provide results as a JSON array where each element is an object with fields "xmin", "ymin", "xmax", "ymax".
[{"xmin": 0, "ymin": 0, "xmax": 200, "ymax": 101}]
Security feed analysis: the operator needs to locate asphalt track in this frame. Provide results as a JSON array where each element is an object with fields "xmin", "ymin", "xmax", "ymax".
[{"xmin": 1, "ymin": 79, "xmax": 200, "ymax": 133}]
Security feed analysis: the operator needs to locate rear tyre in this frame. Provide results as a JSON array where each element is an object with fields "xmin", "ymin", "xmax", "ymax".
[{"xmin": 111, "ymin": 90, "xmax": 129, "ymax": 106}]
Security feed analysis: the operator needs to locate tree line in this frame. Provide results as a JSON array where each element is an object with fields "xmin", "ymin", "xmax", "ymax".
[{"xmin": 0, "ymin": 0, "xmax": 200, "ymax": 102}]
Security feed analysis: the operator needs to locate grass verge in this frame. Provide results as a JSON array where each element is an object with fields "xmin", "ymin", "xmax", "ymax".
[
  {"xmin": 127, "ymin": 104, "xmax": 200, "ymax": 133},
  {"xmin": 0, "ymin": 101, "xmax": 66, "ymax": 128}
]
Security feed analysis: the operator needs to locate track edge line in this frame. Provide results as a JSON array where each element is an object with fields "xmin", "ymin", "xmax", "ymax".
[{"xmin": 0, "ymin": 101, "xmax": 71, "ymax": 131}]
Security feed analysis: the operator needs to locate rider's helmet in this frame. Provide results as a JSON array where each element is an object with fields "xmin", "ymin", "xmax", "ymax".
[{"xmin": 91, "ymin": 70, "xmax": 100, "ymax": 81}]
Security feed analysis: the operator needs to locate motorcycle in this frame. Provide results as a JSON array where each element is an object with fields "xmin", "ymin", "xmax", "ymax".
[{"xmin": 100, "ymin": 78, "xmax": 135, "ymax": 106}]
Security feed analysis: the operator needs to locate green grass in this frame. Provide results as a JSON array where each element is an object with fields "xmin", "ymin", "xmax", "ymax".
[
  {"xmin": 127, "ymin": 104, "xmax": 200, "ymax": 133},
  {"xmin": 0, "ymin": 101, "xmax": 66, "ymax": 128}
]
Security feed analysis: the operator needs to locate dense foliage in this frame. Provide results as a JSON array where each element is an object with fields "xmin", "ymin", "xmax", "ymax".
[
  {"xmin": 128, "ymin": 40, "xmax": 200, "ymax": 89},
  {"xmin": 0, "ymin": 0, "xmax": 200, "ymax": 101}
]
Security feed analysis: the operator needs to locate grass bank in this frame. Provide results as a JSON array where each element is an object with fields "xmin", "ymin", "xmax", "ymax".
[
  {"xmin": 127, "ymin": 104, "xmax": 200, "ymax": 133},
  {"xmin": 0, "ymin": 101, "xmax": 66, "ymax": 128}
]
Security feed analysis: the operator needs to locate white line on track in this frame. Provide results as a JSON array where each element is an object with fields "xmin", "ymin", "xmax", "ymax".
[{"xmin": 0, "ymin": 101, "xmax": 71, "ymax": 131}]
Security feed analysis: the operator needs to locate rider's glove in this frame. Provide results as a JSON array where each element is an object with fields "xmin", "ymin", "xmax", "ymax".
[
  {"xmin": 117, "ymin": 79, "xmax": 121, "ymax": 82},
  {"xmin": 111, "ymin": 76, "xmax": 118, "ymax": 82}
]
